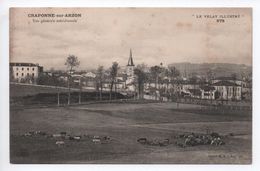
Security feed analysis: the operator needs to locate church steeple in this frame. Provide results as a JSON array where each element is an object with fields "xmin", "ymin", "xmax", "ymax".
[{"xmin": 127, "ymin": 49, "xmax": 135, "ymax": 66}]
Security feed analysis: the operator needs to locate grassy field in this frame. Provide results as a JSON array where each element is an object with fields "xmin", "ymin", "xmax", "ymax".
[
  {"xmin": 10, "ymin": 102, "xmax": 252, "ymax": 164},
  {"xmin": 10, "ymin": 83, "xmax": 128, "ymax": 106},
  {"xmin": 10, "ymin": 83, "xmax": 73, "ymax": 97}
]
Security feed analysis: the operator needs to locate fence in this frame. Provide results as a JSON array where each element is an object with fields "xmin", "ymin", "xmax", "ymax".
[{"xmin": 174, "ymin": 97, "xmax": 252, "ymax": 111}]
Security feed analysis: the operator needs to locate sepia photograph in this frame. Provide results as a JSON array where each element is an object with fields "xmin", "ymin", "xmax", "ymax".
[{"xmin": 9, "ymin": 8, "xmax": 252, "ymax": 164}]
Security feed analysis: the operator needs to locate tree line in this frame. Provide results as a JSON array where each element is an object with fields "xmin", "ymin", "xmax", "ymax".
[{"xmin": 16, "ymin": 54, "xmax": 250, "ymax": 105}]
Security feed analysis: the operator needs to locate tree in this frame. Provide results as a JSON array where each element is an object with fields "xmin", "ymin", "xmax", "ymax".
[
  {"xmin": 65, "ymin": 55, "xmax": 80, "ymax": 105},
  {"xmin": 150, "ymin": 65, "xmax": 163, "ymax": 100},
  {"xmin": 150, "ymin": 66, "xmax": 161, "ymax": 88},
  {"xmin": 37, "ymin": 74, "xmax": 51, "ymax": 85},
  {"xmin": 109, "ymin": 62, "xmax": 119, "ymax": 100},
  {"xmin": 96, "ymin": 66, "xmax": 105, "ymax": 100},
  {"xmin": 206, "ymin": 69, "xmax": 215, "ymax": 82},
  {"xmin": 134, "ymin": 64, "xmax": 147, "ymax": 99},
  {"xmin": 190, "ymin": 72, "xmax": 198, "ymax": 84},
  {"xmin": 231, "ymin": 73, "xmax": 238, "ymax": 80},
  {"xmin": 10, "ymin": 67, "xmax": 16, "ymax": 82},
  {"xmin": 24, "ymin": 75, "xmax": 33, "ymax": 84},
  {"xmin": 167, "ymin": 66, "xmax": 180, "ymax": 99},
  {"xmin": 230, "ymin": 73, "xmax": 238, "ymax": 101},
  {"xmin": 168, "ymin": 66, "xmax": 180, "ymax": 78}
]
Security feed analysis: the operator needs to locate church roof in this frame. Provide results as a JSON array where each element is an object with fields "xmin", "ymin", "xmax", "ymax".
[{"xmin": 127, "ymin": 49, "xmax": 135, "ymax": 66}]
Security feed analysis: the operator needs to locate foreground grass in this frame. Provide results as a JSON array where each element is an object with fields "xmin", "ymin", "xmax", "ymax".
[{"xmin": 10, "ymin": 102, "xmax": 252, "ymax": 164}]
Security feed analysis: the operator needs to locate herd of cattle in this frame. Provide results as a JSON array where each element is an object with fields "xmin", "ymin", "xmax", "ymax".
[
  {"xmin": 174, "ymin": 132, "xmax": 225, "ymax": 147},
  {"xmin": 22, "ymin": 130, "xmax": 111, "ymax": 146},
  {"xmin": 137, "ymin": 132, "xmax": 225, "ymax": 148},
  {"xmin": 23, "ymin": 130, "xmax": 226, "ymax": 148}
]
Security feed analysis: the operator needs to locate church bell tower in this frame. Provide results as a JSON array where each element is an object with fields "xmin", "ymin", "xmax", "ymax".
[{"xmin": 126, "ymin": 49, "xmax": 135, "ymax": 80}]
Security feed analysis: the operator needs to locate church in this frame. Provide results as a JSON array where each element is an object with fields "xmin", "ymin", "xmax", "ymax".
[
  {"xmin": 100, "ymin": 49, "xmax": 137, "ymax": 93},
  {"xmin": 125, "ymin": 49, "xmax": 136, "ymax": 92}
]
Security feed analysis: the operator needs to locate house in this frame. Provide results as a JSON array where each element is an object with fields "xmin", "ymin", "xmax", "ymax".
[
  {"xmin": 179, "ymin": 85, "xmax": 216, "ymax": 100},
  {"xmin": 200, "ymin": 86, "xmax": 216, "ymax": 100},
  {"xmin": 83, "ymin": 72, "xmax": 96, "ymax": 78},
  {"xmin": 71, "ymin": 74, "xmax": 84, "ymax": 84},
  {"xmin": 187, "ymin": 88, "xmax": 201, "ymax": 98},
  {"xmin": 211, "ymin": 77, "xmax": 247, "ymax": 88},
  {"xmin": 179, "ymin": 82, "xmax": 200, "ymax": 95},
  {"xmin": 241, "ymin": 80, "xmax": 252, "ymax": 101},
  {"xmin": 10, "ymin": 62, "xmax": 43, "ymax": 84},
  {"xmin": 212, "ymin": 80, "xmax": 242, "ymax": 100}
]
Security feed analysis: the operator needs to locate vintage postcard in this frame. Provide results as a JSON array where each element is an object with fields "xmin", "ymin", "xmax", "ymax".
[{"xmin": 9, "ymin": 8, "xmax": 252, "ymax": 164}]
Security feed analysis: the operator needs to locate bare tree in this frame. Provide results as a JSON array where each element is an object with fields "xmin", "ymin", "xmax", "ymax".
[
  {"xmin": 65, "ymin": 55, "xmax": 80, "ymax": 105},
  {"xmin": 167, "ymin": 66, "xmax": 180, "ymax": 100},
  {"xmin": 109, "ymin": 62, "xmax": 119, "ymax": 100},
  {"xmin": 150, "ymin": 65, "xmax": 163, "ymax": 100},
  {"xmin": 134, "ymin": 64, "xmax": 147, "ymax": 99},
  {"xmin": 96, "ymin": 66, "xmax": 105, "ymax": 100},
  {"xmin": 78, "ymin": 76, "xmax": 82, "ymax": 104},
  {"xmin": 206, "ymin": 69, "xmax": 215, "ymax": 82},
  {"xmin": 231, "ymin": 73, "xmax": 238, "ymax": 81}
]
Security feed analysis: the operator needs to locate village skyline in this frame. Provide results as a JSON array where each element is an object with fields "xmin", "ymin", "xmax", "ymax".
[{"xmin": 10, "ymin": 57, "xmax": 253, "ymax": 71}]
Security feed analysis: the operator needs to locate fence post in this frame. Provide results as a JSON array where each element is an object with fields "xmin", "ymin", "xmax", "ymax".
[{"xmin": 57, "ymin": 92, "xmax": 60, "ymax": 106}]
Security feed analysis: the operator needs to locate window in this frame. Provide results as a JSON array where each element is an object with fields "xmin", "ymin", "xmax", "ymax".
[
  {"xmin": 27, "ymin": 68, "xmax": 29, "ymax": 71},
  {"xmin": 22, "ymin": 68, "xmax": 24, "ymax": 71},
  {"xmin": 22, "ymin": 73, "xmax": 24, "ymax": 76},
  {"xmin": 16, "ymin": 73, "xmax": 18, "ymax": 76},
  {"xmin": 16, "ymin": 68, "xmax": 18, "ymax": 71},
  {"xmin": 32, "ymin": 73, "xmax": 34, "ymax": 77},
  {"xmin": 27, "ymin": 73, "xmax": 29, "ymax": 76},
  {"xmin": 32, "ymin": 68, "xmax": 35, "ymax": 71}
]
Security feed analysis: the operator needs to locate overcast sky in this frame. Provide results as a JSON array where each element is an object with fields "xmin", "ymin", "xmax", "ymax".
[{"xmin": 10, "ymin": 8, "xmax": 252, "ymax": 70}]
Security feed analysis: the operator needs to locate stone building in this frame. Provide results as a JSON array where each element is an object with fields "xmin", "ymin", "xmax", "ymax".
[{"xmin": 10, "ymin": 62, "xmax": 43, "ymax": 83}]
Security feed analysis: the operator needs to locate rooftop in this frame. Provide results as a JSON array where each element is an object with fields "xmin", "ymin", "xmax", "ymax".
[
  {"xmin": 213, "ymin": 77, "xmax": 243, "ymax": 82},
  {"xmin": 10, "ymin": 62, "xmax": 40, "ymax": 67},
  {"xmin": 212, "ymin": 80, "xmax": 240, "ymax": 86},
  {"xmin": 200, "ymin": 86, "xmax": 215, "ymax": 91}
]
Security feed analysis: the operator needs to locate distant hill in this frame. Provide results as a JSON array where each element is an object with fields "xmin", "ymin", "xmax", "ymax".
[{"xmin": 168, "ymin": 62, "xmax": 252, "ymax": 79}]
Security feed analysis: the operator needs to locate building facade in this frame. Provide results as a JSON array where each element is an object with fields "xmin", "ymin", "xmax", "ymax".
[
  {"xmin": 212, "ymin": 80, "xmax": 242, "ymax": 100},
  {"xmin": 200, "ymin": 86, "xmax": 216, "ymax": 100},
  {"xmin": 10, "ymin": 62, "xmax": 43, "ymax": 83}
]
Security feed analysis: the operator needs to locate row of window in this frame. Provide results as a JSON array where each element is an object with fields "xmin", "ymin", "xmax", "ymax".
[
  {"xmin": 216, "ymin": 86, "xmax": 241, "ymax": 91},
  {"xmin": 15, "ymin": 67, "xmax": 35, "ymax": 71},
  {"xmin": 16, "ymin": 73, "xmax": 35, "ymax": 77}
]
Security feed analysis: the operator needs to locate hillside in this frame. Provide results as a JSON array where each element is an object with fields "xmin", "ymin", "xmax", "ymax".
[{"xmin": 168, "ymin": 62, "xmax": 252, "ymax": 78}]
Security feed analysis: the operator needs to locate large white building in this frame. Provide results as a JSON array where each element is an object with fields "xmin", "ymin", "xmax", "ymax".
[
  {"xmin": 212, "ymin": 80, "xmax": 242, "ymax": 100},
  {"xmin": 10, "ymin": 62, "xmax": 43, "ymax": 83}
]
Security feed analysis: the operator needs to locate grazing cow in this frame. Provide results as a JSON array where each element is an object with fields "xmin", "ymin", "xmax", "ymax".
[
  {"xmin": 55, "ymin": 141, "xmax": 65, "ymax": 146},
  {"xmin": 159, "ymin": 139, "xmax": 170, "ymax": 146},
  {"xmin": 73, "ymin": 136, "xmax": 81, "ymax": 141},
  {"xmin": 52, "ymin": 134, "xmax": 62, "ymax": 138},
  {"xmin": 93, "ymin": 135, "xmax": 100, "ymax": 139},
  {"xmin": 24, "ymin": 132, "xmax": 32, "ymax": 137},
  {"xmin": 103, "ymin": 136, "xmax": 111, "ymax": 140},
  {"xmin": 92, "ymin": 138, "xmax": 101, "ymax": 143},
  {"xmin": 137, "ymin": 138, "xmax": 147, "ymax": 144}
]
